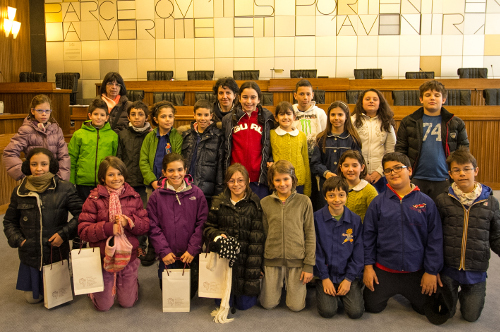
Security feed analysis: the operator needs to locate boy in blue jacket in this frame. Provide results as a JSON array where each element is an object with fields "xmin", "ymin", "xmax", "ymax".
[
  {"xmin": 363, "ymin": 152, "xmax": 443, "ymax": 315},
  {"xmin": 314, "ymin": 176, "xmax": 364, "ymax": 319}
]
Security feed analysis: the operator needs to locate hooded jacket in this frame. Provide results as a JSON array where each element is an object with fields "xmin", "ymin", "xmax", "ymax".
[
  {"xmin": 395, "ymin": 107, "xmax": 469, "ymax": 174},
  {"xmin": 78, "ymin": 183, "xmax": 150, "ymax": 262},
  {"xmin": 147, "ymin": 178, "xmax": 208, "ymax": 259},
  {"xmin": 436, "ymin": 184, "xmax": 500, "ymax": 272},
  {"xmin": 68, "ymin": 121, "xmax": 118, "ymax": 186},
  {"xmin": 3, "ymin": 117, "xmax": 70, "ymax": 181},
  {"xmin": 117, "ymin": 124, "xmax": 152, "ymax": 187},
  {"xmin": 3, "ymin": 176, "xmax": 82, "ymax": 270}
]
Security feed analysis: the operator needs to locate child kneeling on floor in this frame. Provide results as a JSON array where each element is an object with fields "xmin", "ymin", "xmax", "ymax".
[{"xmin": 314, "ymin": 176, "xmax": 364, "ymax": 319}]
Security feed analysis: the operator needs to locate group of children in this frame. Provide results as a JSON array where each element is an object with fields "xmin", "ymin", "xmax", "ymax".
[{"xmin": 2, "ymin": 77, "xmax": 500, "ymax": 325}]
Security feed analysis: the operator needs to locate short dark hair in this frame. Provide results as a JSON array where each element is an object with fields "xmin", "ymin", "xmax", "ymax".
[
  {"xmin": 88, "ymin": 98, "xmax": 109, "ymax": 115},
  {"xmin": 98, "ymin": 156, "xmax": 128, "ymax": 185},
  {"xmin": 100, "ymin": 72, "xmax": 127, "ymax": 96},
  {"xmin": 213, "ymin": 77, "xmax": 239, "ymax": 96},
  {"xmin": 336, "ymin": 150, "xmax": 368, "ymax": 180},
  {"xmin": 224, "ymin": 163, "xmax": 252, "ymax": 198},
  {"xmin": 322, "ymin": 176, "xmax": 349, "ymax": 197},
  {"xmin": 295, "ymin": 79, "xmax": 313, "ymax": 92},
  {"xmin": 162, "ymin": 153, "xmax": 186, "ymax": 171},
  {"xmin": 382, "ymin": 152, "xmax": 411, "ymax": 170},
  {"xmin": 127, "ymin": 101, "xmax": 149, "ymax": 117},
  {"xmin": 151, "ymin": 101, "xmax": 176, "ymax": 126},
  {"xmin": 419, "ymin": 80, "xmax": 447, "ymax": 99},
  {"xmin": 274, "ymin": 101, "xmax": 294, "ymax": 117},
  {"xmin": 21, "ymin": 148, "xmax": 59, "ymax": 176},
  {"xmin": 446, "ymin": 147, "xmax": 477, "ymax": 170},
  {"xmin": 194, "ymin": 99, "xmax": 213, "ymax": 114},
  {"xmin": 239, "ymin": 81, "xmax": 262, "ymax": 102},
  {"xmin": 267, "ymin": 160, "xmax": 298, "ymax": 191}
]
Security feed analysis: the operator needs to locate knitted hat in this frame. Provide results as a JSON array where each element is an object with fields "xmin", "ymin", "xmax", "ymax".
[{"xmin": 424, "ymin": 285, "xmax": 454, "ymax": 325}]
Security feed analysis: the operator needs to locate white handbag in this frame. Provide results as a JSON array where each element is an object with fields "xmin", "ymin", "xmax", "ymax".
[
  {"xmin": 71, "ymin": 247, "xmax": 104, "ymax": 295},
  {"xmin": 162, "ymin": 267, "xmax": 191, "ymax": 312},
  {"xmin": 43, "ymin": 246, "xmax": 73, "ymax": 309}
]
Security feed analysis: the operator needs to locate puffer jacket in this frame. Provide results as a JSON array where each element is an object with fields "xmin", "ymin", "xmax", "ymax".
[
  {"xmin": 222, "ymin": 104, "xmax": 274, "ymax": 185},
  {"xmin": 3, "ymin": 118, "xmax": 70, "ymax": 181},
  {"xmin": 181, "ymin": 122, "xmax": 224, "ymax": 199},
  {"xmin": 436, "ymin": 185, "xmax": 500, "ymax": 272},
  {"xmin": 68, "ymin": 121, "xmax": 118, "ymax": 186},
  {"xmin": 78, "ymin": 183, "xmax": 150, "ymax": 262},
  {"xmin": 395, "ymin": 107, "xmax": 469, "ymax": 174},
  {"xmin": 117, "ymin": 124, "xmax": 152, "ymax": 187},
  {"xmin": 204, "ymin": 190, "xmax": 264, "ymax": 296},
  {"xmin": 105, "ymin": 95, "xmax": 132, "ymax": 133},
  {"xmin": 3, "ymin": 176, "xmax": 83, "ymax": 270}
]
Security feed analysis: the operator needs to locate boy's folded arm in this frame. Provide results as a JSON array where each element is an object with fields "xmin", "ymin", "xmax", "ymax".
[
  {"xmin": 362, "ymin": 205, "xmax": 378, "ymax": 265},
  {"xmin": 423, "ymin": 203, "xmax": 444, "ymax": 275}
]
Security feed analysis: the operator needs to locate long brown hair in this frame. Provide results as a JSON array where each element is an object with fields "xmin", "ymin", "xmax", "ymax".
[
  {"xmin": 316, "ymin": 101, "xmax": 362, "ymax": 153},
  {"xmin": 352, "ymin": 89, "xmax": 395, "ymax": 132},
  {"xmin": 224, "ymin": 163, "xmax": 252, "ymax": 198}
]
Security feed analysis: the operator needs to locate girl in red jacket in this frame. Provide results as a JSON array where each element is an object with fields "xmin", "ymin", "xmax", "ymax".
[{"xmin": 78, "ymin": 156, "xmax": 149, "ymax": 311}]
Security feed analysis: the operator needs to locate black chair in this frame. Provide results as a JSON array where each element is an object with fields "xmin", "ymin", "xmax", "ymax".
[
  {"xmin": 444, "ymin": 90, "xmax": 471, "ymax": 106},
  {"xmin": 233, "ymin": 70, "xmax": 260, "ymax": 80},
  {"xmin": 354, "ymin": 69, "xmax": 382, "ymax": 79},
  {"xmin": 153, "ymin": 92, "xmax": 185, "ymax": 106},
  {"xmin": 195, "ymin": 92, "xmax": 216, "ymax": 103},
  {"xmin": 346, "ymin": 91, "xmax": 363, "ymax": 104},
  {"xmin": 19, "ymin": 72, "xmax": 47, "ymax": 82},
  {"xmin": 392, "ymin": 90, "xmax": 421, "ymax": 106},
  {"xmin": 187, "ymin": 71, "xmax": 214, "ymax": 80},
  {"xmin": 261, "ymin": 92, "xmax": 274, "ymax": 106},
  {"xmin": 457, "ymin": 68, "xmax": 488, "ymax": 78},
  {"xmin": 483, "ymin": 89, "xmax": 500, "ymax": 105},
  {"xmin": 147, "ymin": 71, "xmax": 174, "ymax": 81},
  {"xmin": 405, "ymin": 71, "xmax": 435, "ymax": 79},
  {"xmin": 55, "ymin": 72, "xmax": 80, "ymax": 105},
  {"xmin": 290, "ymin": 69, "xmax": 317, "ymax": 78},
  {"xmin": 126, "ymin": 90, "xmax": 144, "ymax": 102}
]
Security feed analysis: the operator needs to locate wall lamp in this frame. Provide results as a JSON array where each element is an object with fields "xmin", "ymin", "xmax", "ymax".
[{"xmin": 4, "ymin": 6, "xmax": 21, "ymax": 39}]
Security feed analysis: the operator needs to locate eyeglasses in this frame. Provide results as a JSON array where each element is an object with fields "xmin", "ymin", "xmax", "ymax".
[
  {"xmin": 383, "ymin": 165, "xmax": 408, "ymax": 175},
  {"xmin": 106, "ymin": 82, "xmax": 122, "ymax": 88},
  {"xmin": 450, "ymin": 167, "xmax": 475, "ymax": 175},
  {"xmin": 33, "ymin": 109, "xmax": 52, "ymax": 114},
  {"xmin": 228, "ymin": 179, "xmax": 246, "ymax": 185}
]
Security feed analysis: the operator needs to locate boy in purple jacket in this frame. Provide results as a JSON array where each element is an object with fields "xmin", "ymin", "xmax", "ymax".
[
  {"xmin": 363, "ymin": 152, "xmax": 443, "ymax": 315},
  {"xmin": 147, "ymin": 153, "xmax": 208, "ymax": 296}
]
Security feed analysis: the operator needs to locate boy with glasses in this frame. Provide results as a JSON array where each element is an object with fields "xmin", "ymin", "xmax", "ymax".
[
  {"xmin": 363, "ymin": 152, "xmax": 443, "ymax": 316},
  {"xmin": 435, "ymin": 147, "xmax": 500, "ymax": 322}
]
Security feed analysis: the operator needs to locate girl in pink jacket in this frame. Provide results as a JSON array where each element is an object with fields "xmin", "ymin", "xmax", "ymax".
[{"xmin": 3, "ymin": 94, "xmax": 70, "ymax": 181}]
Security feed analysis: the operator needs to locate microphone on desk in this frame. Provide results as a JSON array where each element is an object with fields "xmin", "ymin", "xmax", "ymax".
[{"xmin": 491, "ymin": 65, "xmax": 494, "ymax": 78}]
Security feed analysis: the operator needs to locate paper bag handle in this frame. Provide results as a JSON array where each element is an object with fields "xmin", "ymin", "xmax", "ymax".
[{"xmin": 49, "ymin": 244, "xmax": 64, "ymax": 270}]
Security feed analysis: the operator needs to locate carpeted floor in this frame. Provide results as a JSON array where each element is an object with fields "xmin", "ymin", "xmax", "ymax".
[{"xmin": 1, "ymin": 212, "xmax": 499, "ymax": 332}]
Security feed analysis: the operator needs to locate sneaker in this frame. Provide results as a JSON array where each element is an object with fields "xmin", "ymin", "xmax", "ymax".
[{"xmin": 141, "ymin": 245, "xmax": 156, "ymax": 266}]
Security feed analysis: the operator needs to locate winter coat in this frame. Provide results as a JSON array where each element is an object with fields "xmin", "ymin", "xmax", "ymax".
[
  {"xmin": 139, "ymin": 127, "xmax": 183, "ymax": 186},
  {"xmin": 147, "ymin": 180, "xmax": 208, "ymax": 259},
  {"xmin": 78, "ymin": 183, "xmax": 150, "ymax": 262},
  {"xmin": 436, "ymin": 185, "xmax": 500, "ymax": 272},
  {"xmin": 363, "ymin": 185, "xmax": 443, "ymax": 275},
  {"xmin": 181, "ymin": 122, "xmax": 224, "ymax": 199},
  {"xmin": 68, "ymin": 121, "xmax": 118, "ymax": 186},
  {"xmin": 395, "ymin": 107, "xmax": 469, "ymax": 174},
  {"xmin": 117, "ymin": 125, "xmax": 152, "ymax": 187},
  {"xmin": 222, "ymin": 104, "xmax": 274, "ymax": 185},
  {"xmin": 3, "ymin": 176, "xmax": 82, "ymax": 270},
  {"xmin": 105, "ymin": 95, "xmax": 133, "ymax": 133},
  {"xmin": 3, "ymin": 118, "xmax": 70, "ymax": 181},
  {"xmin": 204, "ymin": 190, "xmax": 264, "ymax": 296}
]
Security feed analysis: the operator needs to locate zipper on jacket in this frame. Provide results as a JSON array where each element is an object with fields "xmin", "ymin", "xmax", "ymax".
[
  {"xmin": 176, "ymin": 193, "xmax": 181, "ymax": 205},
  {"xmin": 400, "ymin": 198, "xmax": 405, "ymax": 271},
  {"xmin": 282, "ymin": 199, "xmax": 285, "ymax": 263},
  {"xmin": 94, "ymin": 128, "xmax": 100, "ymax": 187}
]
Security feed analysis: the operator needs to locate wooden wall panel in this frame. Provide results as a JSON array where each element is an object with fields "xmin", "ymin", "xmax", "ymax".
[{"xmin": 0, "ymin": 0, "xmax": 31, "ymax": 82}]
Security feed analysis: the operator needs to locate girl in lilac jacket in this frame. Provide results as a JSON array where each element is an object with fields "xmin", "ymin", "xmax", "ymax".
[
  {"xmin": 147, "ymin": 153, "xmax": 208, "ymax": 295},
  {"xmin": 3, "ymin": 95, "xmax": 70, "ymax": 181}
]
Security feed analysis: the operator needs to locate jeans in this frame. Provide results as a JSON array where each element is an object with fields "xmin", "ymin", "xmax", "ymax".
[
  {"xmin": 440, "ymin": 274, "xmax": 486, "ymax": 322},
  {"xmin": 315, "ymin": 279, "xmax": 364, "ymax": 319}
]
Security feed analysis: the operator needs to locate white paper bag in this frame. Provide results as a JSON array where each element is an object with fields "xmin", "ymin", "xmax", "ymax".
[
  {"xmin": 162, "ymin": 268, "xmax": 190, "ymax": 312},
  {"xmin": 71, "ymin": 247, "xmax": 104, "ymax": 295},
  {"xmin": 43, "ymin": 259, "xmax": 73, "ymax": 309},
  {"xmin": 198, "ymin": 253, "xmax": 225, "ymax": 298}
]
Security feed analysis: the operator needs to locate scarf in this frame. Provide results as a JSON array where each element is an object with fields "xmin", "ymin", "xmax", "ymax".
[
  {"xmin": 452, "ymin": 182, "xmax": 482, "ymax": 207},
  {"xmin": 129, "ymin": 121, "xmax": 151, "ymax": 133},
  {"xmin": 25, "ymin": 172, "xmax": 55, "ymax": 193},
  {"xmin": 101, "ymin": 94, "xmax": 121, "ymax": 113},
  {"xmin": 106, "ymin": 185, "xmax": 125, "ymax": 222}
]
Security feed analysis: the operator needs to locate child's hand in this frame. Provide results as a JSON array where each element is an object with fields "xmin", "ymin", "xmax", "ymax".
[
  {"xmin": 421, "ymin": 272, "xmax": 438, "ymax": 296},
  {"xmin": 267, "ymin": 162, "xmax": 273, "ymax": 168},
  {"xmin": 325, "ymin": 172, "xmax": 336, "ymax": 179},
  {"xmin": 337, "ymin": 279, "xmax": 351, "ymax": 296},
  {"xmin": 21, "ymin": 239, "xmax": 26, "ymax": 247},
  {"xmin": 322, "ymin": 278, "xmax": 336, "ymax": 296},
  {"xmin": 300, "ymin": 271, "xmax": 313, "ymax": 285},
  {"xmin": 162, "ymin": 253, "xmax": 176, "ymax": 265},
  {"xmin": 363, "ymin": 265, "xmax": 379, "ymax": 291},
  {"xmin": 115, "ymin": 215, "xmax": 128, "ymax": 227},
  {"xmin": 370, "ymin": 171, "xmax": 382, "ymax": 184},
  {"xmin": 180, "ymin": 251, "xmax": 194, "ymax": 264},
  {"xmin": 152, "ymin": 181, "xmax": 159, "ymax": 190},
  {"xmin": 113, "ymin": 223, "xmax": 122, "ymax": 235},
  {"xmin": 48, "ymin": 233, "xmax": 63, "ymax": 247}
]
